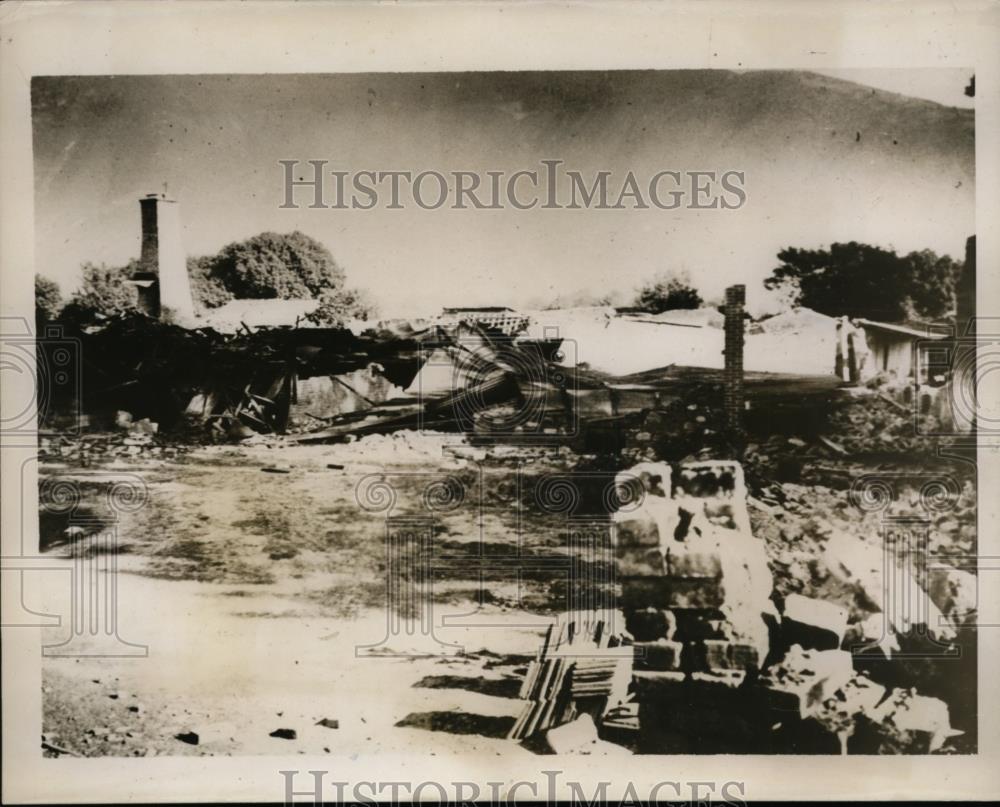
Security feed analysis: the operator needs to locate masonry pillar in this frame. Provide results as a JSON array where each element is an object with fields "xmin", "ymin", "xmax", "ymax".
[
  {"xmin": 723, "ymin": 284, "xmax": 746, "ymax": 449},
  {"xmin": 133, "ymin": 193, "xmax": 195, "ymax": 322}
]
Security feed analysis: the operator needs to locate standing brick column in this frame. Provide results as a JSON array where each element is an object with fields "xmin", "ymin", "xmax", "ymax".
[{"xmin": 723, "ymin": 285, "xmax": 746, "ymax": 446}]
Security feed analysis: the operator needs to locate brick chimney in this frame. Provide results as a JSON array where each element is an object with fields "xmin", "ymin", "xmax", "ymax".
[
  {"xmin": 723, "ymin": 284, "xmax": 746, "ymax": 449},
  {"xmin": 133, "ymin": 192, "xmax": 194, "ymax": 321}
]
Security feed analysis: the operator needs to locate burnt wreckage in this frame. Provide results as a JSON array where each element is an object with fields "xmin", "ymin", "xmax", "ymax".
[
  {"xmin": 50, "ymin": 304, "xmax": 972, "ymax": 755},
  {"xmin": 39, "ymin": 196, "xmax": 974, "ymax": 754}
]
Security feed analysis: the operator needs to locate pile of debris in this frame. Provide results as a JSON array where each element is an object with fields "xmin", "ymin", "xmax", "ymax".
[
  {"xmin": 508, "ymin": 617, "xmax": 635, "ymax": 754},
  {"xmin": 824, "ymin": 388, "xmax": 946, "ymax": 456},
  {"xmin": 39, "ymin": 413, "xmax": 190, "ymax": 463},
  {"xmin": 509, "ymin": 459, "xmax": 967, "ymax": 754},
  {"xmin": 749, "ymin": 478, "xmax": 978, "ymax": 634},
  {"xmin": 621, "ymin": 388, "xmax": 729, "ymax": 465},
  {"xmin": 321, "ymin": 430, "xmax": 472, "ymax": 466}
]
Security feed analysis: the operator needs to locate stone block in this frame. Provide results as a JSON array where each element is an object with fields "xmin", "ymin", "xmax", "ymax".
[
  {"xmin": 925, "ymin": 566, "xmax": 977, "ymax": 626},
  {"xmin": 839, "ymin": 674, "xmax": 886, "ymax": 718},
  {"xmin": 634, "ymin": 639, "xmax": 684, "ymax": 671},
  {"xmin": 728, "ymin": 642, "xmax": 762, "ymax": 670},
  {"xmin": 782, "ymin": 593, "xmax": 848, "ymax": 651},
  {"xmin": 543, "ymin": 714, "xmax": 598, "ymax": 754},
  {"xmin": 620, "ymin": 577, "xmax": 672, "ymax": 612},
  {"xmin": 613, "ymin": 513, "xmax": 661, "ymax": 549},
  {"xmin": 622, "ymin": 579, "xmax": 724, "ymax": 613},
  {"xmin": 616, "ymin": 547, "xmax": 666, "ymax": 577},
  {"xmin": 703, "ymin": 639, "xmax": 730, "ymax": 670},
  {"xmin": 625, "ymin": 608, "xmax": 676, "ymax": 642},
  {"xmin": 674, "ymin": 461, "xmax": 752, "ymax": 535},
  {"xmin": 761, "ymin": 646, "xmax": 854, "ymax": 720},
  {"xmin": 616, "ymin": 462, "xmax": 672, "ymax": 500},
  {"xmin": 718, "ymin": 540, "xmax": 774, "ymax": 616},
  {"xmin": 665, "ymin": 576, "xmax": 724, "ymax": 609},
  {"xmin": 866, "ymin": 689, "xmax": 960, "ymax": 753},
  {"xmin": 718, "ymin": 609, "xmax": 771, "ymax": 669},
  {"xmin": 692, "ymin": 639, "xmax": 762, "ymax": 674},
  {"xmin": 675, "ymin": 461, "xmax": 746, "ymax": 500},
  {"xmin": 666, "ymin": 543, "xmax": 723, "ymax": 578}
]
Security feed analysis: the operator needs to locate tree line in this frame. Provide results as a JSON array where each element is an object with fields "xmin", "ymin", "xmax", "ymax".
[
  {"xmin": 36, "ymin": 231, "xmax": 376, "ymax": 329},
  {"xmin": 37, "ymin": 234, "xmax": 964, "ymax": 328}
]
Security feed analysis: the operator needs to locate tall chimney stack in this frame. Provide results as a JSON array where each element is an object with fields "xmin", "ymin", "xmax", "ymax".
[
  {"xmin": 723, "ymin": 284, "xmax": 746, "ymax": 451},
  {"xmin": 133, "ymin": 192, "xmax": 195, "ymax": 321}
]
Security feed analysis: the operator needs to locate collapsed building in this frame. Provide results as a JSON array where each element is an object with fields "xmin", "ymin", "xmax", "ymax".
[
  {"xmin": 39, "ymin": 193, "xmax": 976, "ymax": 755},
  {"xmin": 37, "ymin": 192, "xmax": 955, "ymax": 445}
]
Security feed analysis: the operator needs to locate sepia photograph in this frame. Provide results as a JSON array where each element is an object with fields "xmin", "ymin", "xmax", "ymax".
[{"xmin": 2, "ymin": 1, "xmax": 998, "ymax": 804}]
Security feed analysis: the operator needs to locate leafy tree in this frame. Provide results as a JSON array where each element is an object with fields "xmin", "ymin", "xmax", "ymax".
[
  {"xmin": 187, "ymin": 255, "xmax": 233, "ymax": 309},
  {"xmin": 193, "ymin": 231, "xmax": 346, "ymax": 302},
  {"xmin": 35, "ymin": 275, "xmax": 63, "ymax": 325},
  {"xmin": 904, "ymin": 249, "xmax": 963, "ymax": 319},
  {"xmin": 634, "ymin": 271, "xmax": 703, "ymax": 313},
  {"xmin": 60, "ymin": 262, "xmax": 142, "ymax": 325},
  {"xmin": 764, "ymin": 242, "xmax": 962, "ymax": 321},
  {"xmin": 305, "ymin": 287, "xmax": 378, "ymax": 327}
]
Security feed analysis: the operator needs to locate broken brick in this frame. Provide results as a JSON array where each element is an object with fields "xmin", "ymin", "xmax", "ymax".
[
  {"xmin": 633, "ymin": 639, "xmax": 683, "ymax": 671},
  {"xmin": 543, "ymin": 714, "xmax": 599, "ymax": 753},
  {"xmin": 781, "ymin": 593, "xmax": 849, "ymax": 651}
]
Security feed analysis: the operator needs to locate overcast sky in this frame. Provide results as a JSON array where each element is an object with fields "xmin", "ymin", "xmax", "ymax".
[{"xmin": 32, "ymin": 69, "xmax": 974, "ymax": 318}]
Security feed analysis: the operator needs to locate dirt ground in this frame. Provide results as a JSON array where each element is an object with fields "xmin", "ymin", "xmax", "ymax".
[
  {"xmin": 35, "ymin": 434, "xmax": 977, "ymax": 756},
  {"xmin": 37, "ymin": 437, "xmax": 603, "ymax": 757}
]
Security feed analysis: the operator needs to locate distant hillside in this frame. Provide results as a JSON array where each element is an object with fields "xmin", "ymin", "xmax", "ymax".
[{"xmin": 33, "ymin": 70, "xmax": 974, "ymax": 314}]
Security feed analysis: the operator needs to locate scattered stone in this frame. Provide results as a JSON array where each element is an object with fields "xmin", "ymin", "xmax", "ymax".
[
  {"xmin": 316, "ymin": 718, "xmax": 339, "ymax": 729},
  {"xmin": 925, "ymin": 566, "xmax": 978, "ymax": 626},
  {"xmin": 761, "ymin": 645, "xmax": 854, "ymax": 720},
  {"xmin": 823, "ymin": 531, "xmax": 956, "ymax": 642},
  {"xmin": 269, "ymin": 728, "xmax": 297, "ymax": 740},
  {"xmin": 174, "ymin": 732, "xmax": 199, "ymax": 745},
  {"xmin": 130, "ymin": 418, "xmax": 159, "ymax": 436},
  {"xmin": 855, "ymin": 688, "xmax": 961, "ymax": 753},
  {"xmin": 782, "ymin": 593, "xmax": 848, "ymax": 651},
  {"xmin": 543, "ymin": 714, "xmax": 598, "ymax": 753}
]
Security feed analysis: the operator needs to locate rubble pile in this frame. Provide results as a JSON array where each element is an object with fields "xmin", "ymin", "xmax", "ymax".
[
  {"xmin": 757, "ymin": 644, "xmax": 960, "ymax": 754},
  {"xmin": 38, "ymin": 415, "xmax": 192, "ymax": 463},
  {"xmin": 851, "ymin": 686, "xmax": 963, "ymax": 754},
  {"xmin": 330, "ymin": 431, "xmax": 471, "ymax": 466},
  {"xmin": 824, "ymin": 390, "xmax": 945, "ymax": 456},
  {"xmin": 613, "ymin": 461, "xmax": 774, "ymax": 683},
  {"xmin": 621, "ymin": 386, "xmax": 729, "ymax": 464},
  {"xmin": 510, "ymin": 459, "xmax": 969, "ymax": 754},
  {"xmin": 749, "ymin": 479, "xmax": 977, "ymax": 634}
]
